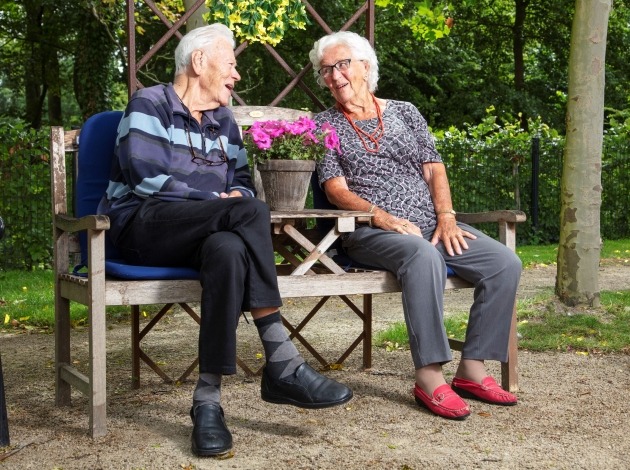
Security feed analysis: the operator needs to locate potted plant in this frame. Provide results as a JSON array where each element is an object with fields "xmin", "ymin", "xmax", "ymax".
[{"xmin": 244, "ymin": 117, "xmax": 340, "ymax": 210}]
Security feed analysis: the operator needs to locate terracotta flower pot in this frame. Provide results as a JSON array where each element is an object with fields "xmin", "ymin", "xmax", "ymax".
[{"xmin": 256, "ymin": 160, "xmax": 316, "ymax": 211}]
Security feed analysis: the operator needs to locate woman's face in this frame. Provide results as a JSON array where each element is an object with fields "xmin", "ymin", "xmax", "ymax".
[
  {"xmin": 196, "ymin": 38, "xmax": 241, "ymax": 107},
  {"xmin": 320, "ymin": 44, "xmax": 369, "ymax": 106}
]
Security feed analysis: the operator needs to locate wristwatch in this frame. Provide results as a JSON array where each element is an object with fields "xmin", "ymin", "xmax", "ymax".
[{"xmin": 437, "ymin": 209, "xmax": 456, "ymax": 216}]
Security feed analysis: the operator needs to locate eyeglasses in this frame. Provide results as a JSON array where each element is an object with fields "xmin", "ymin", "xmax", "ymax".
[
  {"xmin": 318, "ymin": 58, "xmax": 352, "ymax": 78},
  {"xmin": 184, "ymin": 122, "xmax": 228, "ymax": 167}
]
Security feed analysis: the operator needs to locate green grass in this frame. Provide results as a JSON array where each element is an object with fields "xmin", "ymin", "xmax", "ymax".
[
  {"xmin": 516, "ymin": 238, "xmax": 630, "ymax": 267},
  {"xmin": 515, "ymin": 290, "xmax": 630, "ymax": 353},
  {"xmin": 0, "ymin": 270, "xmax": 147, "ymax": 331},
  {"xmin": 0, "ymin": 270, "xmax": 60, "ymax": 330},
  {"xmin": 374, "ymin": 240, "xmax": 630, "ymax": 354},
  {"xmin": 376, "ymin": 290, "xmax": 630, "ymax": 355}
]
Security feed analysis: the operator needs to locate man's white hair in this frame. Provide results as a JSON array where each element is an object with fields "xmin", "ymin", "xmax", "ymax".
[{"xmin": 174, "ymin": 23, "xmax": 235, "ymax": 76}]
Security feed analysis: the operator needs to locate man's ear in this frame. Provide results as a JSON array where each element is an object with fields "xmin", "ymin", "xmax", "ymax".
[{"xmin": 190, "ymin": 49, "xmax": 204, "ymax": 75}]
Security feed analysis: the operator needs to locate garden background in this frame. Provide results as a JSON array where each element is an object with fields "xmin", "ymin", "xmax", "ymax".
[{"xmin": 1, "ymin": 1, "xmax": 629, "ymax": 270}]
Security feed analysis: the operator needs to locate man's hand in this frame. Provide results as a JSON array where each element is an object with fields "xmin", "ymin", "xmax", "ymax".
[{"xmin": 221, "ymin": 190, "xmax": 243, "ymax": 198}]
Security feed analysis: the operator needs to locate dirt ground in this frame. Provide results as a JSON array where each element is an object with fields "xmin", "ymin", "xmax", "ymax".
[{"xmin": 1, "ymin": 264, "xmax": 629, "ymax": 469}]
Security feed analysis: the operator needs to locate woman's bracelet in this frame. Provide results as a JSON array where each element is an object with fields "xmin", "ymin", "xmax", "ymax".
[
  {"xmin": 368, "ymin": 203, "xmax": 376, "ymax": 226},
  {"xmin": 436, "ymin": 209, "xmax": 457, "ymax": 216}
]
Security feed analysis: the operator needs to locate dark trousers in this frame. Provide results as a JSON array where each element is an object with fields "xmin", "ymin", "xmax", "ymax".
[{"xmin": 115, "ymin": 197, "xmax": 282, "ymax": 375}]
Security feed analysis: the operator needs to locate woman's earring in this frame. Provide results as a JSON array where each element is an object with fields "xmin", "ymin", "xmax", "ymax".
[{"xmin": 363, "ymin": 74, "xmax": 368, "ymax": 81}]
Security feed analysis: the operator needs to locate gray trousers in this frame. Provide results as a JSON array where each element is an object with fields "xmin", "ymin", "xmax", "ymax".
[{"xmin": 342, "ymin": 223, "xmax": 521, "ymax": 368}]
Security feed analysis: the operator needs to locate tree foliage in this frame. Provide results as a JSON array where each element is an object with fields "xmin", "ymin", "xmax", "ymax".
[
  {"xmin": 375, "ymin": 0, "xmax": 453, "ymax": 41},
  {"xmin": 205, "ymin": 0, "xmax": 309, "ymax": 46},
  {"xmin": 1, "ymin": 0, "xmax": 628, "ymax": 132}
]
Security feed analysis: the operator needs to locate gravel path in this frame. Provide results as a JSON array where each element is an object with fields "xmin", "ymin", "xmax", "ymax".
[{"xmin": 1, "ymin": 264, "xmax": 629, "ymax": 469}]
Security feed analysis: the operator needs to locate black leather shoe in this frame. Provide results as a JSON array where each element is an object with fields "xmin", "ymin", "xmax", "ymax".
[
  {"xmin": 190, "ymin": 404, "xmax": 233, "ymax": 457},
  {"xmin": 261, "ymin": 362, "xmax": 353, "ymax": 409}
]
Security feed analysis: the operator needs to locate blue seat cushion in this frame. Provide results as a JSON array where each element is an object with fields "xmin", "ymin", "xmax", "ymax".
[
  {"xmin": 75, "ymin": 111, "xmax": 201, "ymax": 282},
  {"xmin": 105, "ymin": 260, "xmax": 200, "ymax": 280}
]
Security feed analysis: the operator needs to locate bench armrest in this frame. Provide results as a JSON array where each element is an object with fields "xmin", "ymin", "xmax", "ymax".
[
  {"xmin": 456, "ymin": 210, "xmax": 526, "ymax": 225},
  {"xmin": 54, "ymin": 213, "xmax": 110, "ymax": 233}
]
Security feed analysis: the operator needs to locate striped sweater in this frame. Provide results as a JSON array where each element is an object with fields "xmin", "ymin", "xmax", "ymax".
[{"xmin": 97, "ymin": 84, "xmax": 254, "ymax": 243}]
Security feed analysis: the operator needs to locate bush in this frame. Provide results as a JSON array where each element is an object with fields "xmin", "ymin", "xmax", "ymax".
[
  {"xmin": 435, "ymin": 110, "xmax": 629, "ymax": 245},
  {"xmin": 0, "ymin": 117, "xmax": 51, "ymax": 269}
]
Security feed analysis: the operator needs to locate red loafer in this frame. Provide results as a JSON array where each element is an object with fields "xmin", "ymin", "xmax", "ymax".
[
  {"xmin": 413, "ymin": 383, "xmax": 470, "ymax": 420},
  {"xmin": 451, "ymin": 376, "xmax": 518, "ymax": 406}
]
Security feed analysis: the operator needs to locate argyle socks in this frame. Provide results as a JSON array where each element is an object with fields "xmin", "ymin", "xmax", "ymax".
[
  {"xmin": 192, "ymin": 372, "xmax": 222, "ymax": 411},
  {"xmin": 254, "ymin": 311, "xmax": 304, "ymax": 379}
]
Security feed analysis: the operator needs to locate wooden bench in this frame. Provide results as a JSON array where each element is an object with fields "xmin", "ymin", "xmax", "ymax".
[{"xmin": 50, "ymin": 105, "xmax": 525, "ymax": 438}]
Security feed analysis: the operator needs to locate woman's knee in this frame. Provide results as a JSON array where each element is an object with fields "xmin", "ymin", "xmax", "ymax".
[
  {"xmin": 505, "ymin": 250, "xmax": 523, "ymax": 278},
  {"xmin": 400, "ymin": 239, "xmax": 446, "ymax": 277}
]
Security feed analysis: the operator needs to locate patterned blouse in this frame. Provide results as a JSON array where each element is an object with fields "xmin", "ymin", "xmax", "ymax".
[{"xmin": 315, "ymin": 100, "xmax": 443, "ymax": 231}]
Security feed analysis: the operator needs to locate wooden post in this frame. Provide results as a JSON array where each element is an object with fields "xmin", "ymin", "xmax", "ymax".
[
  {"xmin": 0, "ymin": 218, "xmax": 8, "ymax": 446},
  {"xmin": 0, "ymin": 354, "xmax": 9, "ymax": 447}
]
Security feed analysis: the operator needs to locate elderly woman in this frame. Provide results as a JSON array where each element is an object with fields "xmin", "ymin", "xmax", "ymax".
[
  {"xmin": 98, "ymin": 24, "xmax": 352, "ymax": 457},
  {"xmin": 309, "ymin": 31, "xmax": 521, "ymax": 420}
]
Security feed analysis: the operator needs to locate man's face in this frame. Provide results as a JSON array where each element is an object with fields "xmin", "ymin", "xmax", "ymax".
[{"xmin": 199, "ymin": 38, "xmax": 241, "ymax": 107}]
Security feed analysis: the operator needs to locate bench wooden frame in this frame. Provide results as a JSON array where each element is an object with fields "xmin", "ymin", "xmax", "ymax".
[{"xmin": 50, "ymin": 106, "xmax": 525, "ymax": 438}]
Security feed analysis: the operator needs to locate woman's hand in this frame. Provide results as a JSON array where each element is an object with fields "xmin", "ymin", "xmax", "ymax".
[
  {"xmin": 373, "ymin": 209, "xmax": 422, "ymax": 237},
  {"xmin": 323, "ymin": 177, "xmax": 421, "ymax": 236},
  {"xmin": 430, "ymin": 214, "xmax": 476, "ymax": 256}
]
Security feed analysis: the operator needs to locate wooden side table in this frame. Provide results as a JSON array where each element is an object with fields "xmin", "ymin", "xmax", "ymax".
[{"xmin": 270, "ymin": 209, "xmax": 371, "ymax": 276}]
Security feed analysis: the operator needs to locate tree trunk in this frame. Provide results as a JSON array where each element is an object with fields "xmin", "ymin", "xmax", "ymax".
[
  {"xmin": 23, "ymin": 0, "xmax": 44, "ymax": 129},
  {"xmin": 183, "ymin": 0, "xmax": 209, "ymax": 32},
  {"xmin": 513, "ymin": 0, "xmax": 527, "ymax": 92},
  {"xmin": 556, "ymin": 0, "xmax": 610, "ymax": 307},
  {"xmin": 45, "ymin": 52, "xmax": 62, "ymax": 125},
  {"xmin": 513, "ymin": 0, "xmax": 528, "ymax": 131},
  {"xmin": 73, "ymin": 5, "xmax": 114, "ymax": 120}
]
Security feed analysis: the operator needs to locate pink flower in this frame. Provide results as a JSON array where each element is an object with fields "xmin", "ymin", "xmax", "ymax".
[
  {"xmin": 243, "ymin": 117, "xmax": 341, "ymax": 162},
  {"xmin": 249, "ymin": 127, "xmax": 273, "ymax": 150},
  {"xmin": 260, "ymin": 120, "xmax": 286, "ymax": 138},
  {"xmin": 302, "ymin": 131, "xmax": 319, "ymax": 146},
  {"xmin": 286, "ymin": 116, "xmax": 317, "ymax": 135},
  {"xmin": 322, "ymin": 124, "xmax": 341, "ymax": 153}
]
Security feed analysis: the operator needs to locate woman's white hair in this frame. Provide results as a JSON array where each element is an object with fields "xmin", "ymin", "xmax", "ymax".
[
  {"xmin": 174, "ymin": 23, "xmax": 235, "ymax": 76},
  {"xmin": 309, "ymin": 31, "xmax": 379, "ymax": 93}
]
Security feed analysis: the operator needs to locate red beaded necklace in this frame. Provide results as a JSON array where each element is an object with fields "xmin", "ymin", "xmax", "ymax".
[{"xmin": 339, "ymin": 94, "xmax": 385, "ymax": 153}]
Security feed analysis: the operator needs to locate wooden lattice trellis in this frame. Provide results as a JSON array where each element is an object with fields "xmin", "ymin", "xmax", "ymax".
[{"xmin": 125, "ymin": 0, "xmax": 375, "ymax": 110}]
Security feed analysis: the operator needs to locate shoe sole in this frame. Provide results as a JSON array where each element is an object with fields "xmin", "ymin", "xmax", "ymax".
[
  {"xmin": 414, "ymin": 396, "xmax": 470, "ymax": 420},
  {"xmin": 451, "ymin": 385, "xmax": 517, "ymax": 406},
  {"xmin": 261, "ymin": 392, "xmax": 353, "ymax": 409},
  {"xmin": 191, "ymin": 445, "xmax": 233, "ymax": 458}
]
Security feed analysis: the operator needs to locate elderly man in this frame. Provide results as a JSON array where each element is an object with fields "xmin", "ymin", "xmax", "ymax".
[{"xmin": 98, "ymin": 24, "xmax": 352, "ymax": 457}]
